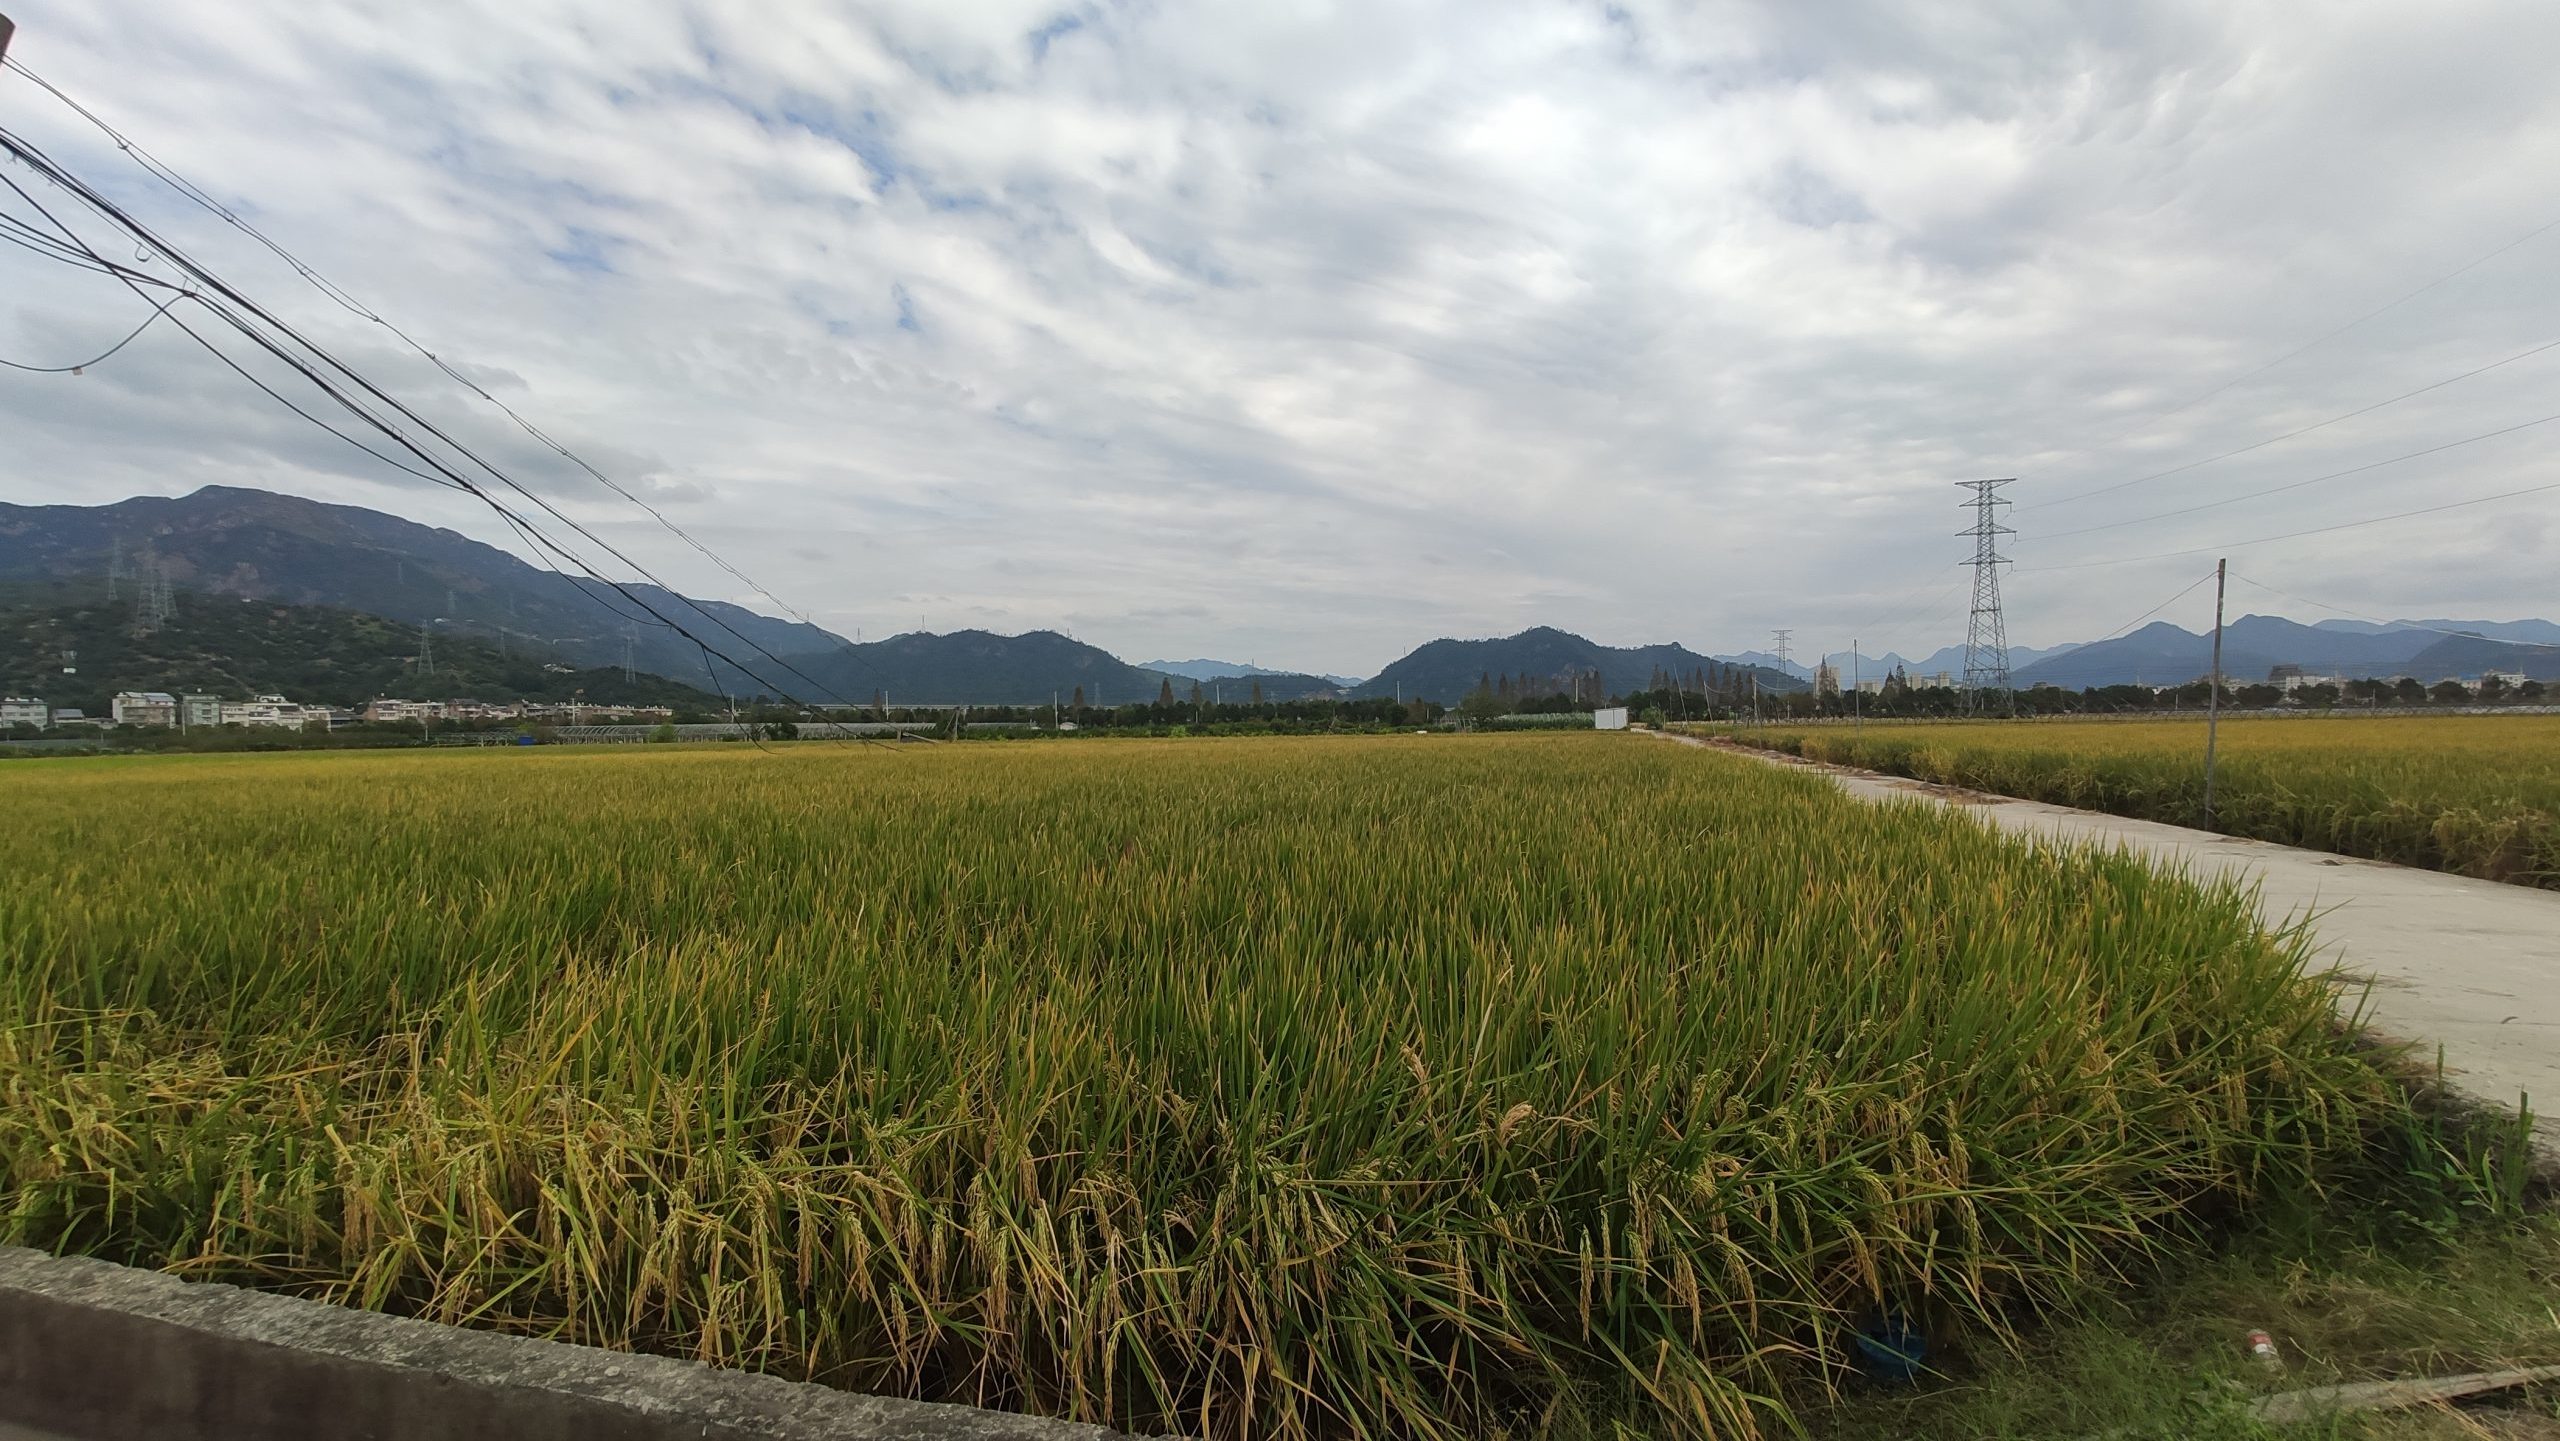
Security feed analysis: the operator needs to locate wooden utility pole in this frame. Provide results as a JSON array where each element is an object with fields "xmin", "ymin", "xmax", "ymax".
[{"xmin": 2203, "ymin": 558, "xmax": 2227, "ymax": 827}]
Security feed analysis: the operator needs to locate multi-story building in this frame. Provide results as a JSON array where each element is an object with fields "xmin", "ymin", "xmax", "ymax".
[
  {"xmin": 0, "ymin": 696, "xmax": 48, "ymax": 728},
  {"xmin": 364, "ymin": 698, "xmax": 445, "ymax": 724},
  {"xmin": 110, "ymin": 691, "xmax": 178, "ymax": 727},
  {"xmin": 180, "ymin": 694, "xmax": 223, "ymax": 730},
  {"xmin": 220, "ymin": 695, "xmax": 319, "ymax": 729}
]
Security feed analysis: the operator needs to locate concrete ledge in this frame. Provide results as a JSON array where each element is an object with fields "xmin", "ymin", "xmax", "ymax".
[{"xmin": 0, "ymin": 1248, "xmax": 1144, "ymax": 1441}]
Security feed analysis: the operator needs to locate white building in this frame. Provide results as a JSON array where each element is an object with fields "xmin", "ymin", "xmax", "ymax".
[
  {"xmin": 220, "ymin": 695, "xmax": 319, "ymax": 729},
  {"xmin": 364, "ymin": 698, "xmax": 446, "ymax": 724},
  {"xmin": 0, "ymin": 696, "xmax": 47, "ymax": 728},
  {"xmin": 110, "ymin": 691, "xmax": 177, "ymax": 727},
  {"xmin": 1907, "ymin": 672, "xmax": 1956, "ymax": 690},
  {"xmin": 2483, "ymin": 671, "xmax": 2530, "ymax": 689},
  {"xmin": 180, "ymin": 694, "xmax": 222, "ymax": 730}
]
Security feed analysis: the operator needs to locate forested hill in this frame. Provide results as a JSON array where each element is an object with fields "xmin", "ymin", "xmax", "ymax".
[
  {"xmin": 0, "ymin": 580, "xmax": 720, "ymax": 716},
  {"xmin": 0, "ymin": 485, "xmax": 834, "ymax": 692},
  {"xmin": 1354, "ymin": 626, "xmax": 1804, "ymax": 704}
]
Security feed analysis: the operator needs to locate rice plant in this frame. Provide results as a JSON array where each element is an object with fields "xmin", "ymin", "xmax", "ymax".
[
  {"xmin": 0, "ymin": 735, "xmax": 2414, "ymax": 1437},
  {"xmin": 1727, "ymin": 714, "xmax": 2560, "ymax": 888}
]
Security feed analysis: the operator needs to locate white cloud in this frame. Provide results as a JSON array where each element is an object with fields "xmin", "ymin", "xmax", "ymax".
[{"xmin": 5, "ymin": 0, "xmax": 2560, "ymax": 676}]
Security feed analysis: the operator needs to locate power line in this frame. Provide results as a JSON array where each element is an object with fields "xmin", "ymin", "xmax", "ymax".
[
  {"xmin": 5, "ymin": 54, "xmax": 851, "ymax": 647},
  {"xmin": 2030, "ymin": 410, "xmax": 2560, "ymax": 544},
  {"xmin": 0, "ymin": 121, "xmax": 864, "ymax": 724},
  {"xmin": 2089, "ymin": 211, "xmax": 2560, "ymax": 439},
  {"xmin": 0, "ymin": 289, "xmax": 184, "ymax": 371},
  {"xmin": 2024, "ymin": 335, "xmax": 2560, "ymax": 511},
  {"xmin": 2016, "ymin": 475, "xmax": 2560, "ymax": 573},
  {"xmin": 2227, "ymin": 574, "xmax": 2560, "ymax": 652}
]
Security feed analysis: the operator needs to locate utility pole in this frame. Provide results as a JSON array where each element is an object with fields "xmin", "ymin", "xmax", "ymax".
[
  {"xmin": 1958, "ymin": 478, "xmax": 2017, "ymax": 716},
  {"xmin": 2204, "ymin": 558, "xmax": 2227, "ymax": 828}
]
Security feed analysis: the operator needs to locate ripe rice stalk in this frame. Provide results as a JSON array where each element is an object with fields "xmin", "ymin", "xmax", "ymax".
[{"xmin": 0, "ymin": 735, "xmax": 2436, "ymax": 1436}]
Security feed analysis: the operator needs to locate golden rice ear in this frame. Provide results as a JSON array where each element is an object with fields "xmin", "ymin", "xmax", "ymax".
[{"xmin": 0, "ymin": 733, "xmax": 2414, "ymax": 1439}]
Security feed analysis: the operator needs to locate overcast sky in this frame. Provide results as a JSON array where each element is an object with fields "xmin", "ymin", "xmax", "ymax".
[{"xmin": 5, "ymin": 2, "xmax": 2558, "ymax": 675}]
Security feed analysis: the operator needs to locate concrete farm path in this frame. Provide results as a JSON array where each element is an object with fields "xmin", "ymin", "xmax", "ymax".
[{"xmin": 1647, "ymin": 731, "xmax": 2560, "ymax": 1155}]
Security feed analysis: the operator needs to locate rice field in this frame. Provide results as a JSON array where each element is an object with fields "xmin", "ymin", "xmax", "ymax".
[
  {"xmin": 0, "ymin": 735, "xmax": 2416, "ymax": 1437},
  {"xmin": 1724, "ymin": 714, "xmax": 2560, "ymax": 889}
]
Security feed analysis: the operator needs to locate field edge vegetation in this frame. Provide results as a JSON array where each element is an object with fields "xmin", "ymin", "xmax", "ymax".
[{"xmin": 1713, "ymin": 715, "xmax": 2560, "ymax": 890}]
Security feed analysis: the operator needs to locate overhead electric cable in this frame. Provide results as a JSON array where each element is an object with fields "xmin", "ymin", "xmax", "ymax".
[
  {"xmin": 1, "ymin": 124, "xmax": 865, "ymax": 720},
  {"xmin": 7, "ymin": 54, "xmax": 847, "ymax": 640},
  {"xmin": 2025, "ymin": 335, "xmax": 2560, "ymax": 511},
  {"xmin": 2096, "ymin": 212, "xmax": 2560, "ymax": 438},
  {"xmin": 2227, "ymin": 575, "xmax": 2560, "ymax": 651},
  {"xmin": 2030, "ymin": 410, "xmax": 2560, "ymax": 543},
  {"xmin": 2016, "ymin": 479, "xmax": 2560, "ymax": 573},
  {"xmin": 0, "ymin": 289, "xmax": 183, "ymax": 371}
]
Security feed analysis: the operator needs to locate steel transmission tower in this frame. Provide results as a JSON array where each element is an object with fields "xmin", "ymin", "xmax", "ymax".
[
  {"xmin": 1769, "ymin": 629, "xmax": 1794, "ymax": 673},
  {"xmin": 1957, "ymin": 478, "xmax": 2016, "ymax": 714}
]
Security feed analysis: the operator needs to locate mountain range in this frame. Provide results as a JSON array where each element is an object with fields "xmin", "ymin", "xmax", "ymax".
[
  {"xmin": 0, "ymin": 578, "xmax": 716, "ymax": 716},
  {"xmin": 1726, "ymin": 643, "xmax": 2080, "ymax": 682},
  {"xmin": 1140, "ymin": 657, "xmax": 1364, "ymax": 688},
  {"xmin": 2013, "ymin": 616, "xmax": 2560, "ymax": 688},
  {"xmin": 1353, "ymin": 626, "xmax": 1803, "ymax": 704},
  {"xmin": 5, "ymin": 487, "xmax": 2553, "ymax": 701}
]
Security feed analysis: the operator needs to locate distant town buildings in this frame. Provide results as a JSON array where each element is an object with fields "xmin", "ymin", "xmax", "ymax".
[
  {"xmin": 0, "ymin": 696, "xmax": 48, "ymax": 728},
  {"xmin": 363, "ymin": 697, "xmax": 675, "ymax": 726},
  {"xmin": 220, "ymin": 695, "xmax": 319, "ymax": 729},
  {"xmin": 110, "ymin": 691, "xmax": 178, "ymax": 727},
  {"xmin": 363, "ymin": 698, "xmax": 444, "ymax": 724},
  {"xmin": 180, "ymin": 694, "xmax": 222, "ymax": 729}
]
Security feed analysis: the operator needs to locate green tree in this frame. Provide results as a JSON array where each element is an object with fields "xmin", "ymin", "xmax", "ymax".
[
  {"xmin": 1456, "ymin": 686, "xmax": 1503, "ymax": 728},
  {"xmin": 2431, "ymin": 680, "xmax": 2471, "ymax": 704},
  {"xmin": 1158, "ymin": 677, "xmax": 1175, "ymax": 705}
]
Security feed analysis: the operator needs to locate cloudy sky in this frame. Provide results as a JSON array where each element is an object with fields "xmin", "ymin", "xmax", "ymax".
[{"xmin": 4, "ymin": 2, "xmax": 2557, "ymax": 675}]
